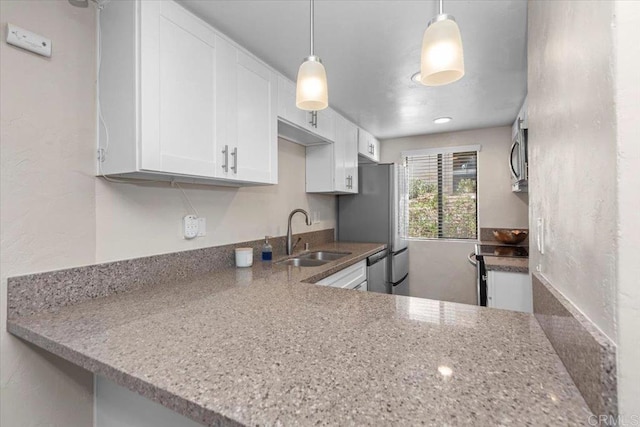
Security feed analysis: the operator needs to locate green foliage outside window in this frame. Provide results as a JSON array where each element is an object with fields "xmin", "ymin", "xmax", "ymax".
[{"xmin": 408, "ymin": 177, "xmax": 477, "ymax": 239}]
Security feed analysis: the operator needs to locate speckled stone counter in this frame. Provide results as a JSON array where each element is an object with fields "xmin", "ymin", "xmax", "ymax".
[
  {"xmin": 484, "ymin": 256, "xmax": 529, "ymax": 273},
  {"xmin": 7, "ymin": 242, "xmax": 592, "ymax": 426}
]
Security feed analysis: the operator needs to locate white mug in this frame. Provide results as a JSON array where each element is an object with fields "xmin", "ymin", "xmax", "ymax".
[{"xmin": 235, "ymin": 248, "xmax": 253, "ymax": 268}]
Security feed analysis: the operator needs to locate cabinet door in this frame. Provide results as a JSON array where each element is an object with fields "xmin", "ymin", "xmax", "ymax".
[
  {"xmin": 370, "ymin": 136, "xmax": 380, "ymax": 162},
  {"xmin": 140, "ymin": 1, "xmax": 218, "ymax": 177},
  {"xmin": 277, "ymin": 76, "xmax": 307, "ymax": 128},
  {"xmin": 358, "ymin": 128, "xmax": 372, "ymax": 160},
  {"xmin": 487, "ymin": 271, "xmax": 533, "ymax": 313},
  {"xmin": 316, "ymin": 261, "xmax": 367, "ymax": 289},
  {"xmin": 344, "ymin": 120, "xmax": 359, "ymax": 193},
  {"xmin": 333, "ymin": 116, "xmax": 348, "ymax": 192},
  {"xmin": 220, "ymin": 45, "xmax": 278, "ymax": 184},
  {"xmin": 313, "ymin": 108, "xmax": 336, "ymax": 142}
]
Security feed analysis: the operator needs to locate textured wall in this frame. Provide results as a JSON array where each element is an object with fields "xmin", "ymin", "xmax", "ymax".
[
  {"xmin": 95, "ymin": 139, "xmax": 336, "ymax": 262},
  {"xmin": 381, "ymin": 126, "xmax": 528, "ymax": 302},
  {"xmin": 0, "ymin": 1, "xmax": 96, "ymax": 425},
  {"xmin": 613, "ymin": 0, "xmax": 640, "ymax": 417},
  {"xmin": 527, "ymin": 0, "xmax": 617, "ymax": 342}
]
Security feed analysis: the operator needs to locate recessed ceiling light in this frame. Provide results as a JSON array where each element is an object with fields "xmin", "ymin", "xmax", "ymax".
[
  {"xmin": 410, "ymin": 72, "xmax": 421, "ymax": 83},
  {"xmin": 434, "ymin": 117, "xmax": 452, "ymax": 124}
]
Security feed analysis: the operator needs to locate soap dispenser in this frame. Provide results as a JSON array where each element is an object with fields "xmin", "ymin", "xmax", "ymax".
[{"xmin": 261, "ymin": 236, "xmax": 273, "ymax": 261}]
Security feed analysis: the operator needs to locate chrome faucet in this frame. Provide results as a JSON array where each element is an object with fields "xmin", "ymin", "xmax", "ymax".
[{"xmin": 286, "ymin": 208, "xmax": 312, "ymax": 255}]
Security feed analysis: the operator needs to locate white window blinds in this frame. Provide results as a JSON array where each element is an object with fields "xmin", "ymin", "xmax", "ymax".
[{"xmin": 403, "ymin": 148, "xmax": 478, "ymax": 240}]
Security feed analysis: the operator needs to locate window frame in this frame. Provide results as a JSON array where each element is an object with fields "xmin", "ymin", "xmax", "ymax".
[{"xmin": 402, "ymin": 144, "xmax": 481, "ymax": 242}]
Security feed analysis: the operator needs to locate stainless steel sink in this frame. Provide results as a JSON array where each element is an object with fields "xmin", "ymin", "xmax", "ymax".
[
  {"xmin": 275, "ymin": 258, "xmax": 328, "ymax": 267},
  {"xmin": 299, "ymin": 251, "xmax": 351, "ymax": 261}
]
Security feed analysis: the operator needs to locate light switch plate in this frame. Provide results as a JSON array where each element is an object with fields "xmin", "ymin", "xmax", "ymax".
[
  {"xmin": 6, "ymin": 23, "xmax": 52, "ymax": 57},
  {"xmin": 183, "ymin": 215, "xmax": 198, "ymax": 239},
  {"xmin": 536, "ymin": 217, "xmax": 545, "ymax": 254}
]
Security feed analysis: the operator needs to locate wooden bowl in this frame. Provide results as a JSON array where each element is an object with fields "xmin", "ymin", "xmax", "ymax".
[{"xmin": 492, "ymin": 229, "xmax": 528, "ymax": 245}]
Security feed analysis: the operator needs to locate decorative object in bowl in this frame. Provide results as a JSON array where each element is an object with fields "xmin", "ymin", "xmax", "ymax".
[{"xmin": 492, "ymin": 229, "xmax": 528, "ymax": 245}]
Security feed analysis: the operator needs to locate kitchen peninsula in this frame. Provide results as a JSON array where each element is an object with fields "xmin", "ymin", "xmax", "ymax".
[{"xmin": 7, "ymin": 240, "xmax": 591, "ymax": 426}]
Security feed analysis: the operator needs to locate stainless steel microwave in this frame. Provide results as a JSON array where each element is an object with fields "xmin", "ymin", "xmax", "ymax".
[{"xmin": 510, "ymin": 118, "xmax": 528, "ymax": 192}]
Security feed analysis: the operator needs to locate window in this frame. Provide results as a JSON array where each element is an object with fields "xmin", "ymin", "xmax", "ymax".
[{"xmin": 403, "ymin": 146, "xmax": 479, "ymax": 240}]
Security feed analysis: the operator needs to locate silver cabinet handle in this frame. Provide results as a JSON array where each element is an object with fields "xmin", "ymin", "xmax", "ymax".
[
  {"xmin": 231, "ymin": 147, "xmax": 237, "ymax": 174},
  {"xmin": 309, "ymin": 111, "xmax": 318, "ymax": 128},
  {"xmin": 222, "ymin": 145, "xmax": 229, "ymax": 172}
]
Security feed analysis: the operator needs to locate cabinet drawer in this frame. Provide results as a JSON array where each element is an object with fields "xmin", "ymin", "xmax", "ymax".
[{"xmin": 316, "ymin": 260, "xmax": 366, "ymax": 289}]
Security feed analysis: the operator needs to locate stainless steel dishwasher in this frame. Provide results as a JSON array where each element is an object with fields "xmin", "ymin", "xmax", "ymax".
[{"xmin": 367, "ymin": 250, "xmax": 389, "ymax": 294}]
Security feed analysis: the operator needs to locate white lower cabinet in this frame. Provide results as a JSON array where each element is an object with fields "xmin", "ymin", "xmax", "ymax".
[
  {"xmin": 99, "ymin": 0, "xmax": 277, "ymax": 186},
  {"xmin": 316, "ymin": 260, "xmax": 367, "ymax": 290},
  {"xmin": 306, "ymin": 114, "xmax": 358, "ymax": 194},
  {"xmin": 487, "ymin": 271, "xmax": 532, "ymax": 313}
]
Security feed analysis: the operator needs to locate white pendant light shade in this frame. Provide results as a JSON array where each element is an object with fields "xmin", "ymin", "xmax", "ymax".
[
  {"xmin": 420, "ymin": 15, "xmax": 465, "ymax": 86},
  {"xmin": 296, "ymin": 56, "xmax": 328, "ymax": 111}
]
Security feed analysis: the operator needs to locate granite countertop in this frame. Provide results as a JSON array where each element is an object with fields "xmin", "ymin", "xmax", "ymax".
[
  {"xmin": 484, "ymin": 256, "xmax": 529, "ymax": 273},
  {"xmin": 7, "ymin": 242, "xmax": 590, "ymax": 426},
  {"xmin": 479, "ymin": 239, "xmax": 530, "ymax": 273}
]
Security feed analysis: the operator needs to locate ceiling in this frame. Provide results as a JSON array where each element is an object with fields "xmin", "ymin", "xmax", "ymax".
[{"xmin": 178, "ymin": 0, "xmax": 528, "ymax": 140}]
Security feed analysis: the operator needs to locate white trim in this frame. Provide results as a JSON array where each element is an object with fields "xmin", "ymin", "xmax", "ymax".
[
  {"xmin": 401, "ymin": 144, "xmax": 482, "ymax": 157},
  {"xmin": 408, "ymin": 237, "xmax": 479, "ymax": 243}
]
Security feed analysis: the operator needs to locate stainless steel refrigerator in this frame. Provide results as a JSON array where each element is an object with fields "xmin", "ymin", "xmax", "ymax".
[{"xmin": 337, "ymin": 163, "xmax": 410, "ymax": 295}]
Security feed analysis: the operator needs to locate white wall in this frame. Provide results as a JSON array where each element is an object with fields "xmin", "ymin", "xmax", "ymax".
[
  {"xmin": 0, "ymin": 1, "xmax": 96, "ymax": 426},
  {"xmin": 381, "ymin": 126, "xmax": 528, "ymax": 303},
  {"xmin": 0, "ymin": 2, "xmax": 337, "ymax": 426},
  {"xmin": 95, "ymin": 139, "xmax": 336, "ymax": 262},
  {"xmin": 528, "ymin": 0, "xmax": 617, "ymax": 342},
  {"xmin": 529, "ymin": 0, "xmax": 640, "ymax": 416},
  {"xmin": 613, "ymin": 0, "xmax": 640, "ymax": 417}
]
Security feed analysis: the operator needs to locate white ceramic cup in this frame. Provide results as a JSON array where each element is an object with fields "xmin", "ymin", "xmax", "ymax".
[{"xmin": 235, "ymin": 248, "xmax": 253, "ymax": 268}]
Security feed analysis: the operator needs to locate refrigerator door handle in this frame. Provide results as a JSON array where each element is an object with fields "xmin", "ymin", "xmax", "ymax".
[
  {"xmin": 391, "ymin": 273, "xmax": 409, "ymax": 286},
  {"xmin": 392, "ymin": 247, "xmax": 408, "ymax": 256}
]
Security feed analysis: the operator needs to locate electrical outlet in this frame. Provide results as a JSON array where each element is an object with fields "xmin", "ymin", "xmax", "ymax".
[
  {"xmin": 183, "ymin": 215, "xmax": 198, "ymax": 239},
  {"xmin": 6, "ymin": 23, "xmax": 52, "ymax": 57},
  {"xmin": 197, "ymin": 217, "xmax": 206, "ymax": 237}
]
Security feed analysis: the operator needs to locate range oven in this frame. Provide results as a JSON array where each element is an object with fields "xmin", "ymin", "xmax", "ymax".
[{"xmin": 469, "ymin": 244, "xmax": 529, "ymax": 306}]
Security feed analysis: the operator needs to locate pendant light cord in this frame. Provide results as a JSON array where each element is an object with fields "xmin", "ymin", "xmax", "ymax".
[
  {"xmin": 439, "ymin": 0, "xmax": 443, "ymax": 15},
  {"xmin": 310, "ymin": 0, "xmax": 314, "ymax": 56}
]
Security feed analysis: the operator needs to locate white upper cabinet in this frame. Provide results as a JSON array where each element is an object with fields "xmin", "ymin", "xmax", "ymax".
[
  {"xmin": 277, "ymin": 76, "xmax": 307, "ymax": 128},
  {"xmin": 217, "ymin": 41, "xmax": 278, "ymax": 184},
  {"xmin": 306, "ymin": 114, "xmax": 358, "ymax": 194},
  {"xmin": 277, "ymin": 76, "xmax": 335, "ymax": 146},
  {"xmin": 140, "ymin": 1, "xmax": 218, "ymax": 178},
  {"xmin": 358, "ymin": 128, "xmax": 380, "ymax": 163},
  {"xmin": 98, "ymin": 0, "xmax": 277, "ymax": 186}
]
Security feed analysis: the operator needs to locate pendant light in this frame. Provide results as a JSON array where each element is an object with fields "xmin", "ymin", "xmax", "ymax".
[
  {"xmin": 420, "ymin": 0, "xmax": 465, "ymax": 86},
  {"xmin": 296, "ymin": 0, "xmax": 328, "ymax": 111}
]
